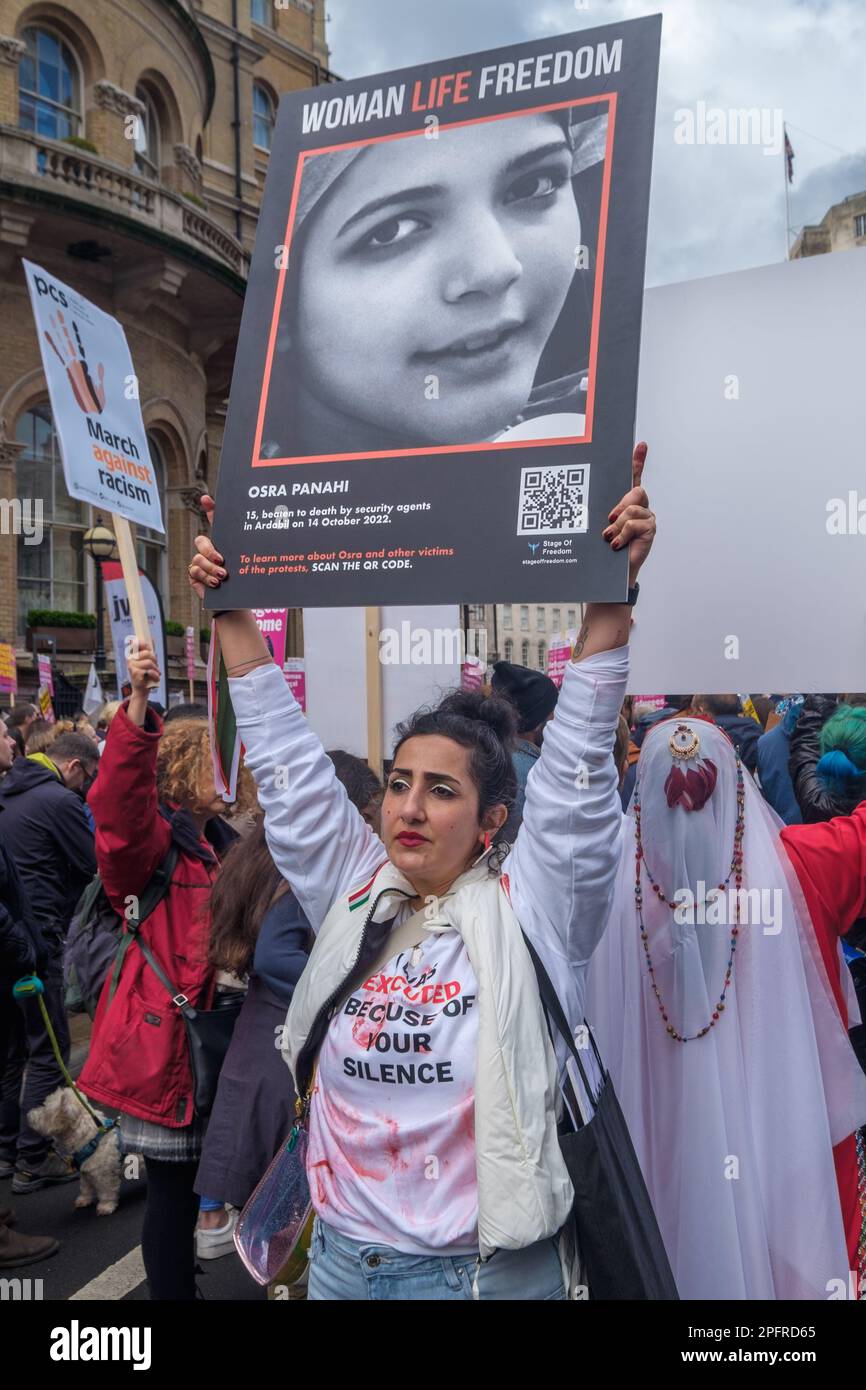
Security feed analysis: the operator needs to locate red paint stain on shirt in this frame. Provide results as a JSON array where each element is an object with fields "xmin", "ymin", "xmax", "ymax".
[{"xmin": 310, "ymin": 1159, "xmax": 332, "ymax": 1204}]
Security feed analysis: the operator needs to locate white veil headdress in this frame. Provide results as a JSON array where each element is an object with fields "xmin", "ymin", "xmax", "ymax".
[{"xmin": 586, "ymin": 717, "xmax": 866, "ymax": 1300}]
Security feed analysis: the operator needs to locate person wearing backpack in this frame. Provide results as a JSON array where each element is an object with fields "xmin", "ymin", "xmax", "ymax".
[
  {"xmin": 0, "ymin": 730, "xmax": 97, "ymax": 1193},
  {"xmin": 77, "ymin": 651, "xmax": 255, "ymax": 1300}
]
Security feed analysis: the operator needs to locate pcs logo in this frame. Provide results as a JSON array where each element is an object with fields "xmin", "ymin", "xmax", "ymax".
[{"xmin": 33, "ymin": 275, "xmax": 68, "ymax": 307}]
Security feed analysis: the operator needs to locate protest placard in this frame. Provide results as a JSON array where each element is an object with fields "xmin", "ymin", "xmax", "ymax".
[
  {"xmin": 36, "ymin": 653, "xmax": 55, "ymax": 722},
  {"xmin": 23, "ymin": 262, "xmax": 164, "ymax": 534},
  {"xmin": 24, "ymin": 262, "xmax": 159, "ymax": 668},
  {"xmin": 102, "ymin": 561, "xmax": 168, "ymax": 707},
  {"xmin": 0, "ymin": 643, "xmax": 16, "ymax": 699},
  {"xmin": 206, "ymin": 15, "xmax": 660, "ymax": 612}
]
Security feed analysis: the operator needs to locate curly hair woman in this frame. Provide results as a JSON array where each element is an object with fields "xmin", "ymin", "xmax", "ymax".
[{"xmin": 78, "ymin": 666, "xmax": 256, "ymax": 1300}]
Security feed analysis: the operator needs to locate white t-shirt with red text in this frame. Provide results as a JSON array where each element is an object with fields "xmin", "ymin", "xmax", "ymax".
[{"xmin": 307, "ymin": 921, "xmax": 480, "ymax": 1254}]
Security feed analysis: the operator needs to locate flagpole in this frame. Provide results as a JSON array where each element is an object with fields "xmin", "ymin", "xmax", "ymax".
[{"xmin": 783, "ymin": 122, "xmax": 791, "ymax": 259}]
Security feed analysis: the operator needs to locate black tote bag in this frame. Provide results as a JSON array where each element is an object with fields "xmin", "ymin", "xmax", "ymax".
[{"xmin": 522, "ymin": 934, "xmax": 679, "ymax": 1300}]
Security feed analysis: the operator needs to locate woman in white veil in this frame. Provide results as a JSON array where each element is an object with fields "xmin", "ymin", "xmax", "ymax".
[{"xmin": 585, "ymin": 716, "xmax": 866, "ymax": 1300}]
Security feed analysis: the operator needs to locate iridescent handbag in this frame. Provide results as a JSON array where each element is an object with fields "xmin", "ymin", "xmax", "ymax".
[{"xmin": 234, "ymin": 1088, "xmax": 314, "ymax": 1287}]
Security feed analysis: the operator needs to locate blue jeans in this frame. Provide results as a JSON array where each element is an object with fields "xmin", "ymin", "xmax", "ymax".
[{"xmin": 307, "ymin": 1217, "xmax": 566, "ymax": 1301}]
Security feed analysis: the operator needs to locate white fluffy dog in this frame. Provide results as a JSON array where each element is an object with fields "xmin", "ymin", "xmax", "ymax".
[{"xmin": 28, "ymin": 1087, "xmax": 122, "ymax": 1216}]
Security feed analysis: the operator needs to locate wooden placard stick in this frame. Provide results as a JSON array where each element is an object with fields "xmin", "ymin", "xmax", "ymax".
[
  {"xmin": 365, "ymin": 605, "xmax": 383, "ymax": 778},
  {"xmin": 112, "ymin": 513, "xmax": 156, "ymax": 684}
]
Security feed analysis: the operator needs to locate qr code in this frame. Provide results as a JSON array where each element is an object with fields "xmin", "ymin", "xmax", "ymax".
[{"xmin": 517, "ymin": 465, "xmax": 589, "ymax": 536}]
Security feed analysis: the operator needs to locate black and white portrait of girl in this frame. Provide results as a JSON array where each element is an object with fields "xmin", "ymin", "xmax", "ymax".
[{"xmin": 260, "ymin": 102, "xmax": 610, "ymax": 460}]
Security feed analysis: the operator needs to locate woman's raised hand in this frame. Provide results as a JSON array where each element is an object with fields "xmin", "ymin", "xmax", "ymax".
[
  {"xmin": 127, "ymin": 638, "xmax": 160, "ymax": 694},
  {"xmin": 188, "ymin": 495, "xmax": 228, "ymax": 599},
  {"xmin": 602, "ymin": 442, "xmax": 656, "ymax": 584}
]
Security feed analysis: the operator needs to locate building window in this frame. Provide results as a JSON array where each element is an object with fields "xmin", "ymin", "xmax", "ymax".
[
  {"xmin": 251, "ymin": 0, "xmax": 273, "ymax": 26},
  {"xmin": 504, "ymin": 639, "xmax": 513, "ymax": 662},
  {"xmin": 136, "ymin": 435, "xmax": 168, "ymax": 599},
  {"xmin": 567, "ymin": 608, "xmax": 577, "ymax": 631},
  {"xmin": 502, "ymin": 604, "xmax": 512, "ymax": 630},
  {"xmin": 468, "ymin": 603, "xmax": 485, "ymax": 624},
  {"xmin": 133, "ymin": 86, "xmax": 160, "ymax": 180},
  {"xmin": 15, "ymin": 404, "xmax": 86, "ymax": 629},
  {"xmin": 855, "ymin": 214, "xmax": 866, "ymax": 239},
  {"xmin": 552, "ymin": 607, "xmax": 561, "ymax": 632},
  {"xmin": 538, "ymin": 641, "xmax": 546, "ymax": 671},
  {"xmin": 520, "ymin": 605, "xmax": 529, "ymax": 631},
  {"xmin": 19, "ymin": 26, "xmax": 81, "ymax": 140},
  {"xmin": 536, "ymin": 605, "xmax": 545, "ymax": 632},
  {"xmin": 253, "ymin": 84, "xmax": 275, "ymax": 151},
  {"xmin": 521, "ymin": 640, "xmax": 530, "ymax": 667}
]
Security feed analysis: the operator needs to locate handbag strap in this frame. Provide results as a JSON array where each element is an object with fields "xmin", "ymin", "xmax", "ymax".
[
  {"xmin": 108, "ymin": 842, "xmax": 181, "ymax": 1005},
  {"xmin": 134, "ymin": 932, "xmax": 194, "ymax": 1016},
  {"xmin": 520, "ymin": 931, "xmax": 604, "ymax": 1121}
]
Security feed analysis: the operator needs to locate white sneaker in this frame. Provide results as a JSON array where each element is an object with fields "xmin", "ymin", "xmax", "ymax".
[{"xmin": 195, "ymin": 1208, "xmax": 238, "ymax": 1261}]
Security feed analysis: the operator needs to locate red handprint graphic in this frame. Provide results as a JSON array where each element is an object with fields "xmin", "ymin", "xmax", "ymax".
[{"xmin": 44, "ymin": 310, "xmax": 105, "ymax": 414}]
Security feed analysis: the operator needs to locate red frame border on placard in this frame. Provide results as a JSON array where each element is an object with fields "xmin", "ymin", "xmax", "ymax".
[{"xmin": 252, "ymin": 92, "xmax": 617, "ymax": 468}]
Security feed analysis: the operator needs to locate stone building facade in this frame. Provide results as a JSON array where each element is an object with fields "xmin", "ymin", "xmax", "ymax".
[
  {"xmin": 790, "ymin": 190, "xmax": 866, "ymax": 260},
  {"xmin": 0, "ymin": 0, "xmax": 330, "ymax": 702},
  {"xmin": 464, "ymin": 602, "xmax": 586, "ymax": 676}
]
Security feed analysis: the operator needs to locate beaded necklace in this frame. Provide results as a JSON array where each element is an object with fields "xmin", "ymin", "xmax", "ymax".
[{"xmin": 633, "ymin": 758, "xmax": 745, "ymax": 1042}]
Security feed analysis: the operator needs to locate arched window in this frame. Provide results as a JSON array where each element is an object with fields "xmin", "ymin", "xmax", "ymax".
[
  {"xmin": 253, "ymin": 84, "xmax": 275, "ymax": 151},
  {"xmin": 504, "ymin": 639, "xmax": 513, "ymax": 662},
  {"xmin": 16, "ymin": 404, "xmax": 86, "ymax": 629},
  {"xmin": 521, "ymin": 640, "xmax": 530, "ymax": 667},
  {"xmin": 538, "ymin": 641, "xmax": 546, "ymax": 672},
  {"xmin": 19, "ymin": 26, "xmax": 81, "ymax": 140},
  {"xmin": 136, "ymin": 435, "xmax": 168, "ymax": 598},
  {"xmin": 133, "ymin": 85, "xmax": 160, "ymax": 180}
]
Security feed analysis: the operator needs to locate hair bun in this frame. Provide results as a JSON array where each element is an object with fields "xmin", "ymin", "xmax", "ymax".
[
  {"xmin": 435, "ymin": 688, "xmax": 518, "ymax": 744},
  {"xmin": 816, "ymin": 749, "xmax": 863, "ymax": 783}
]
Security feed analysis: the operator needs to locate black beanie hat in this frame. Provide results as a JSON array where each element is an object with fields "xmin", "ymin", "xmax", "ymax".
[{"xmin": 491, "ymin": 661, "xmax": 559, "ymax": 733}]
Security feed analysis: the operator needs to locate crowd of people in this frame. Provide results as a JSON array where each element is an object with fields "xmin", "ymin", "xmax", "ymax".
[{"xmin": 1, "ymin": 452, "xmax": 865, "ymax": 1300}]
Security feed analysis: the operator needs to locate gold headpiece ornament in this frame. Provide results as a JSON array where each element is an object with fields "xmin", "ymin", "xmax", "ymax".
[{"xmin": 668, "ymin": 724, "xmax": 701, "ymax": 761}]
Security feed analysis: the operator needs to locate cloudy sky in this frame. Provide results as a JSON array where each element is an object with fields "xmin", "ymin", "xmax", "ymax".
[{"xmin": 325, "ymin": 0, "xmax": 866, "ymax": 287}]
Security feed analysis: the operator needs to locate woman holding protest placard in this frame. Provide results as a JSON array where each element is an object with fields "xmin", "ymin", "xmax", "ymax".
[{"xmin": 187, "ymin": 444, "xmax": 654, "ymax": 1300}]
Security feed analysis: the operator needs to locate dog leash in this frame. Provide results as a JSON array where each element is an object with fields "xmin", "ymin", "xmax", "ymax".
[{"xmin": 13, "ymin": 974, "xmax": 109, "ymax": 1131}]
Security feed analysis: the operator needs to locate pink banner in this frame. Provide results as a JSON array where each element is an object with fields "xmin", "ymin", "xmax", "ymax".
[
  {"xmin": 37, "ymin": 653, "xmax": 54, "ymax": 696},
  {"xmin": 461, "ymin": 656, "xmax": 484, "ymax": 691},
  {"xmin": 284, "ymin": 658, "xmax": 306, "ymax": 713},
  {"xmin": 253, "ymin": 609, "xmax": 288, "ymax": 670},
  {"xmin": 546, "ymin": 637, "xmax": 571, "ymax": 690},
  {"xmin": 633, "ymin": 694, "xmax": 666, "ymax": 711},
  {"xmin": 0, "ymin": 642, "xmax": 16, "ymax": 696}
]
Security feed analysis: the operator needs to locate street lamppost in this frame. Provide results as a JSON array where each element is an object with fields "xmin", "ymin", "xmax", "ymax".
[{"xmin": 82, "ymin": 518, "xmax": 118, "ymax": 669}]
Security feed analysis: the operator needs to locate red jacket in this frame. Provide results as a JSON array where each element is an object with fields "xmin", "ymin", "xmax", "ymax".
[
  {"xmin": 78, "ymin": 703, "xmax": 219, "ymax": 1127},
  {"xmin": 781, "ymin": 801, "xmax": 866, "ymax": 1279}
]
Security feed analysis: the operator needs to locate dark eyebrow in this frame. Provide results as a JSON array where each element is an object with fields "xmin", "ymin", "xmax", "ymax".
[
  {"xmin": 337, "ymin": 186, "xmax": 443, "ymax": 238},
  {"xmin": 502, "ymin": 137, "xmax": 571, "ymax": 177},
  {"xmin": 390, "ymin": 767, "xmax": 461, "ymax": 786}
]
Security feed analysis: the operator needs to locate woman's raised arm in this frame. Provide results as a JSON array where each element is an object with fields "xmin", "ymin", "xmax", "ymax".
[{"xmin": 188, "ymin": 498, "xmax": 386, "ymax": 930}]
